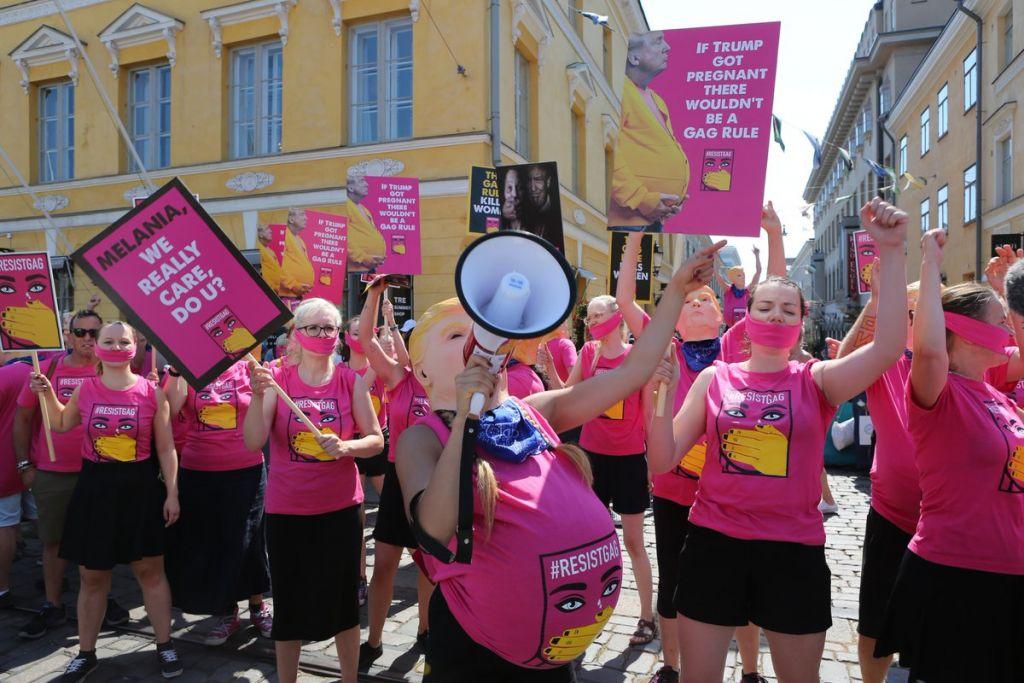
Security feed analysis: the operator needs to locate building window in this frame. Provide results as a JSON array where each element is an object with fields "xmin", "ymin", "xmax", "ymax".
[
  {"xmin": 571, "ymin": 108, "xmax": 585, "ymax": 195},
  {"xmin": 899, "ymin": 135, "xmax": 907, "ymax": 173},
  {"xmin": 51, "ymin": 257, "xmax": 74, "ymax": 313},
  {"xmin": 964, "ymin": 164, "xmax": 978, "ymax": 222},
  {"xmin": 129, "ymin": 64, "xmax": 171, "ymax": 171},
  {"xmin": 880, "ymin": 81, "xmax": 891, "ymax": 115},
  {"xmin": 38, "ymin": 81, "xmax": 74, "ymax": 183},
  {"xmin": 964, "ymin": 48, "xmax": 977, "ymax": 111},
  {"xmin": 937, "ymin": 83, "xmax": 948, "ymax": 137},
  {"xmin": 230, "ymin": 41, "xmax": 282, "ymax": 159},
  {"xmin": 999, "ymin": 137, "xmax": 1013, "ymax": 204},
  {"xmin": 920, "ymin": 198, "xmax": 930, "ymax": 234},
  {"xmin": 1001, "ymin": 9, "xmax": 1014, "ymax": 70},
  {"xmin": 937, "ymin": 185, "xmax": 948, "ymax": 230},
  {"xmin": 349, "ymin": 19, "xmax": 413, "ymax": 145},
  {"xmin": 919, "ymin": 107, "xmax": 930, "ymax": 156},
  {"xmin": 514, "ymin": 48, "xmax": 532, "ymax": 158}
]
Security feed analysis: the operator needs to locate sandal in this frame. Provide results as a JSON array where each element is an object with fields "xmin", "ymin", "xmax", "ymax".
[{"xmin": 629, "ymin": 618, "xmax": 658, "ymax": 647}]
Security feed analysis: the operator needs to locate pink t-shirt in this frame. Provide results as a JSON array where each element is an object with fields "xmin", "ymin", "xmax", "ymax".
[
  {"xmin": 907, "ymin": 373, "xmax": 1024, "ymax": 575},
  {"xmin": 546, "ymin": 338, "xmax": 577, "ymax": 383},
  {"xmin": 77, "ymin": 376, "xmax": 157, "ymax": 464},
  {"xmin": 352, "ymin": 364, "xmax": 388, "ymax": 428},
  {"xmin": 0, "ymin": 361, "xmax": 32, "ymax": 497},
  {"xmin": 417, "ymin": 400, "xmax": 621, "ymax": 669},
  {"xmin": 506, "ymin": 362, "xmax": 545, "ymax": 399},
  {"xmin": 865, "ymin": 354, "xmax": 920, "ymax": 534},
  {"xmin": 723, "ymin": 286, "xmax": 750, "ymax": 327},
  {"xmin": 386, "ymin": 372, "xmax": 430, "ymax": 462},
  {"xmin": 689, "ymin": 361, "xmax": 836, "ymax": 545},
  {"xmin": 180, "ymin": 361, "xmax": 264, "ymax": 472},
  {"xmin": 17, "ymin": 355, "xmax": 97, "ymax": 473},
  {"xmin": 578, "ymin": 342, "xmax": 645, "ymax": 455},
  {"xmin": 265, "ymin": 363, "xmax": 363, "ymax": 515}
]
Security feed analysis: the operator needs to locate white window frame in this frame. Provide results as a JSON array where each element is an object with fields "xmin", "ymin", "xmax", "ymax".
[
  {"xmin": 964, "ymin": 164, "xmax": 978, "ymax": 222},
  {"xmin": 999, "ymin": 136, "xmax": 1013, "ymax": 204},
  {"xmin": 920, "ymin": 198, "xmax": 931, "ymax": 234},
  {"xmin": 964, "ymin": 49, "xmax": 978, "ymax": 111},
  {"xmin": 1002, "ymin": 9, "xmax": 1014, "ymax": 69},
  {"xmin": 937, "ymin": 83, "xmax": 948, "ymax": 137},
  {"xmin": 230, "ymin": 41, "xmax": 283, "ymax": 159},
  {"xmin": 349, "ymin": 18, "xmax": 413, "ymax": 145},
  {"xmin": 920, "ymin": 107, "xmax": 931, "ymax": 156},
  {"xmin": 899, "ymin": 135, "xmax": 908, "ymax": 174},
  {"xmin": 38, "ymin": 80, "xmax": 74, "ymax": 183},
  {"xmin": 128, "ymin": 63, "xmax": 171, "ymax": 171},
  {"xmin": 514, "ymin": 48, "xmax": 531, "ymax": 159},
  {"xmin": 937, "ymin": 185, "xmax": 949, "ymax": 230}
]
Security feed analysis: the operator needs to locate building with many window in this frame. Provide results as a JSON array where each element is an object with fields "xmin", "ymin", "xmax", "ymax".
[
  {"xmin": 888, "ymin": 0, "xmax": 1022, "ymax": 285},
  {"xmin": 0, "ymin": 0, "xmax": 674, "ymax": 324}
]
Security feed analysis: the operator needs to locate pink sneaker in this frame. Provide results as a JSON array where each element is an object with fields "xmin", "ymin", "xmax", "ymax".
[
  {"xmin": 249, "ymin": 602, "xmax": 273, "ymax": 639},
  {"xmin": 203, "ymin": 610, "xmax": 240, "ymax": 646}
]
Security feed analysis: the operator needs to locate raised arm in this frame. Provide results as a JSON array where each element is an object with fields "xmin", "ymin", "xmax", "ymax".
[
  {"xmin": 527, "ymin": 240, "xmax": 726, "ymax": 433},
  {"xmin": 614, "ymin": 232, "xmax": 651, "ymax": 338},
  {"xmin": 360, "ymin": 280, "xmax": 407, "ymax": 389},
  {"xmin": 837, "ymin": 259, "xmax": 880, "ymax": 359},
  {"xmin": 382, "ymin": 295, "xmax": 412, "ymax": 368},
  {"xmin": 909, "ymin": 230, "xmax": 949, "ymax": 407},
  {"xmin": 751, "ymin": 246, "xmax": 763, "ymax": 287},
  {"xmin": 761, "ymin": 200, "xmax": 786, "ymax": 278},
  {"xmin": 811, "ymin": 199, "xmax": 908, "ymax": 405}
]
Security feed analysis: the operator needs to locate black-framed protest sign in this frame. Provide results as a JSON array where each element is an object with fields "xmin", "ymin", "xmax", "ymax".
[
  {"xmin": 609, "ymin": 232, "xmax": 654, "ymax": 303},
  {"xmin": 0, "ymin": 251, "xmax": 64, "ymax": 352}
]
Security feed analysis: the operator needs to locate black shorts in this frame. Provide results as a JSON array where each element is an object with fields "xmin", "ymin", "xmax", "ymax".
[
  {"xmin": 266, "ymin": 505, "xmax": 362, "ymax": 641},
  {"xmin": 675, "ymin": 524, "xmax": 832, "ymax": 635},
  {"xmin": 857, "ymin": 506, "xmax": 912, "ymax": 638},
  {"xmin": 372, "ymin": 460, "xmax": 416, "ymax": 548},
  {"xmin": 652, "ymin": 496, "xmax": 691, "ymax": 619},
  {"xmin": 356, "ymin": 430, "xmax": 388, "ymax": 478},
  {"xmin": 586, "ymin": 451, "xmax": 650, "ymax": 515},
  {"xmin": 424, "ymin": 588, "xmax": 572, "ymax": 682}
]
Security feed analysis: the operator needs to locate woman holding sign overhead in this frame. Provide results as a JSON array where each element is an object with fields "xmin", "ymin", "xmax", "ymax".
[
  {"xmin": 29, "ymin": 320, "xmax": 183, "ymax": 682},
  {"xmin": 243, "ymin": 298, "xmax": 383, "ymax": 683}
]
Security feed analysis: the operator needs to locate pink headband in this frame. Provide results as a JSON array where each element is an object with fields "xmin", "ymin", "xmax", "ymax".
[{"xmin": 943, "ymin": 312, "xmax": 1009, "ymax": 355}]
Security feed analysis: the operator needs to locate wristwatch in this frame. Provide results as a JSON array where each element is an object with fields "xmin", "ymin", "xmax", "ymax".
[{"xmin": 16, "ymin": 460, "xmax": 32, "ymax": 473}]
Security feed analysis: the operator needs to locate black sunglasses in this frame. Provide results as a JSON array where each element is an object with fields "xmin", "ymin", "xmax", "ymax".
[{"xmin": 71, "ymin": 328, "xmax": 99, "ymax": 339}]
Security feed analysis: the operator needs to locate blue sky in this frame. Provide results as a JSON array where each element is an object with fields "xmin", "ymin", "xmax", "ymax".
[{"xmin": 640, "ymin": 0, "xmax": 877, "ymax": 273}]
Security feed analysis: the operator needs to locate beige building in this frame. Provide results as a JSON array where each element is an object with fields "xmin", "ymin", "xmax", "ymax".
[{"xmin": 888, "ymin": 0, "xmax": 1022, "ymax": 285}]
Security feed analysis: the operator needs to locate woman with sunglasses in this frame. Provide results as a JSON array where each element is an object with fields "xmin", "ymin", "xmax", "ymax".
[
  {"xmin": 30, "ymin": 321, "xmax": 182, "ymax": 681},
  {"xmin": 645, "ymin": 199, "xmax": 908, "ymax": 683},
  {"xmin": 244, "ymin": 298, "xmax": 383, "ymax": 683}
]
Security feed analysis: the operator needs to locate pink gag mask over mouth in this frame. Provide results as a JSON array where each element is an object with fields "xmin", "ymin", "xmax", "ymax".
[
  {"xmin": 345, "ymin": 332, "xmax": 364, "ymax": 356},
  {"xmin": 745, "ymin": 315, "xmax": 802, "ymax": 349},
  {"xmin": 588, "ymin": 311, "xmax": 623, "ymax": 340},
  {"xmin": 297, "ymin": 331, "xmax": 340, "ymax": 356},
  {"xmin": 95, "ymin": 346, "xmax": 136, "ymax": 364},
  {"xmin": 944, "ymin": 312, "xmax": 1010, "ymax": 356}
]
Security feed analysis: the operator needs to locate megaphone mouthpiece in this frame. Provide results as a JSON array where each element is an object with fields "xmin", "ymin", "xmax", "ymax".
[{"xmin": 482, "ymin": 271, "xmax": 531, "ymax": 332}]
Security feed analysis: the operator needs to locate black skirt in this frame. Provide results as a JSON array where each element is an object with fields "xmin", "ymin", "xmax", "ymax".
[
  {"xmin": 372, "ymin": 460, "xmax": 416, "ymax": 548},
  {"xmin": 266, "ymin": 504, "xmax": 362, "ymax": 641},
  {"xmin": 875, "ymin": 550, "xmax": 1024, "ymax": 683},
  {"xmin": 59, "ymin": 458, "xmax": 166, "ymax": 571},
  {"xmin": 165, "ymin": 464, "xmax": 270, "ymax": 615}
]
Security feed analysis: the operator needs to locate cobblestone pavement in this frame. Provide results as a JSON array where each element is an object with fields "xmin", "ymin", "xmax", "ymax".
[{"xmin": 0, "ymin": 469, "xmax": 910, "ymax": 682}]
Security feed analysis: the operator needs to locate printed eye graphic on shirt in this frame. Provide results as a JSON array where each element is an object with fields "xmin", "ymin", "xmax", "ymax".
[
  {"xmin": 55, "ymin": 376, "xmax": 87, "ymax": 403},
  {"xmin": 715, "ymin": 388, "xmax": 792, "ymax": 478},
  {"xmin": 673, "ymin": 439, "xmax": 707, "ymax": 480},
  {"xmin": 533, "ymin": 533, "xmax": 621, "ymax": 667},
  {"xmin": 194, "ymin": 378, "xmax": 238, "ymax": 431},
  {"xmin": 288, "ymin": 396, "xmax": 339, "ymax": 462},
  {"xmin": 202, "ymin": 305, "xmax": 257, "ymax": 357},
  {"xmin": 89, "ymin": 403, "xmax": 140, "ymax": 462},
  {"xmin": 406, "ymin": 394, "xmax": 430, "ymax": 425},
  {"xmin": 982, "ymin": 399, "xmax": 1024, "ymax": 494}
]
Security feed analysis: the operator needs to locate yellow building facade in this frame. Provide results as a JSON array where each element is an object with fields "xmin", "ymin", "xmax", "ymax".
[
  {"xmin": 888, "ymin": 0, "xmax": 1023, "ymax": 284},
  {"xmin": 0, "ymin": 0, "xmax": 676, "ymax": 324}
]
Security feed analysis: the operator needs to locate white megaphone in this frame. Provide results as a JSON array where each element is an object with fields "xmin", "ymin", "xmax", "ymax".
[{"xmin": 455, "ymin": 230, "xmax": 577, "ymax": 415}]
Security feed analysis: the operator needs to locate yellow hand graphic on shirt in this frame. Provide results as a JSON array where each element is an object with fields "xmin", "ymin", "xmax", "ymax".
[
  {"xmin": 290, "ymin": 427, "xmax": 337, "ymax": 461},
  {"xmin": 370, "ymin": 395, "xmax": 382, "ymax": 415},
  {"xmin": 1, "ymin": 300, "xmax": 60, "ymax": 348},
  {"xmin": 1008, "ymin": 446, "xmax": 1024, "ymax": 483},
  {"xmin": 199, "ymin": 403, "xmax": 237, "ymax": 430},
  {"xmin": 93, "ymin": 434, "xmax": 138, "ymax": 462},
  {"xmin": 543, "ymin": 606, "xmax": 613, "ymax": 662},
  {"xmin": 680, "ymin": 441, "xmax": 707, "ymax": 477},
  {"xmin": 222, "ymin": 326, "xmax": 257, "ymax": 354},
  {"xmin": 721, "ymin": 424, "xmax": 789, "ymax": 477},
  {"xmin": 603, "ymin": 401, "xmax": 624, "ymax": 420},
  {"xmin": 702, "ymin": 169, "xmax": 732, "ymax": 191}
]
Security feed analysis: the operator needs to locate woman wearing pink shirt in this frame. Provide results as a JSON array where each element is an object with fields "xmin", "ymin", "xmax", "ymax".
[
  {"xmin": 31, "ymin": 321, "xmax": 183, "ymax": 681},
  {"xmin": 646, "ymin": 198, "xmax": 908, "ymax": 683},
  {"xmin": 243, "ymin": 298, "xmax": 383, "ymax": 683},
  {"xmin": 874, "ymin": 231, "xmax": 1024, "ymax": 682},
  {"xmin": 342, "ymin": 316, "xmax": 388, "ymax": 493},
  {"xmin": 396, "ymin": 242, "xmax": 723, "ymax": 681},
  {"xmin": 164, "ymin": 360, "xmax": 272, "ymax": 646}
]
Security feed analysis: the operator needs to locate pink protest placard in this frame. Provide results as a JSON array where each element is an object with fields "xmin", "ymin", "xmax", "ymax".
[
  {"xmin": 356, "ymin": 177, "xmax": 421, "ymax": 275},
  {"xmin": 853, "ymin": 230, "xmax": 877, "ymax": 294},
  {"xmin": 303, "ymin": 210, "xmax": 348, "ymax": 303},
  {"xmin": 0, "ymin": 251, "xmax": 64, "ymax": 352},
  {"xmin": 607, "ymin": 22, "xmax": 780, "ymax": 237},
  {"xmin": 73, "ymin": 178, "xmax": 291, "ymax": 388}
]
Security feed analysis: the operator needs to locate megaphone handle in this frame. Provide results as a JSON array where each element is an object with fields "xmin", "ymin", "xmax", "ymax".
[
  {"xmin": 655, "ymin": 382, "xmax": 668, "ymax": 418},
  {"xmin": 469, "ymin": 392, "xmax": 486, "ymax": 418}
]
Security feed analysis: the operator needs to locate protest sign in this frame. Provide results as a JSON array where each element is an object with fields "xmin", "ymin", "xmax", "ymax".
[
  {"xmin": 359, "ymin": 177, "xmax": 421, "ymax": 274},
  {"xmin": 607, "ymin": 22, "xmax": 780, "ymax": 237},
  {"xmin": 303, "ymin": 210, "xmax": 348, "ymax": 303},
  {"xmin": 468, "ymin": 166, "xmax": 501, "ymax": 234},
  {"xmin": 853, "ymin": 230, "xmax": 877, "ymax": 294},
  {"xmin": 73, "ymin": 178, "xmax": 291, "ymax": 388},
  {"xmin": 608, "ymin": 233, "xmax": 654, "ymax": 303},
  {"xmin": 0, "ymin": 251, "xmax": 64, "ymax": 352}
]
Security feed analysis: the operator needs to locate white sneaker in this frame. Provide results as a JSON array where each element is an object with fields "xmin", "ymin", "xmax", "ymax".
[{"xmin": 818, "ymin": 500, "xmax": 839, "ymax": 515}]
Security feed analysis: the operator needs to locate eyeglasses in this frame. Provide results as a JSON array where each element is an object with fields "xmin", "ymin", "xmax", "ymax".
[
  {"xmin": 71, "ymin": 328, "xmax": 99, "ymax": 339},
  {"xmin": 298, "ymin": 324, "xmax": 339, "ymax": 338}
]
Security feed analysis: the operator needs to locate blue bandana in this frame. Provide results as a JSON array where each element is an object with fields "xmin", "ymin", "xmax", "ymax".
[
  {"xmin": 476, "ymin": 399, "xmax": 550, "ymax": 464},
  {"xmin": 730, "ymin": 284, "xmax": 745, "ymax": 298},
  {"xmin": 681, "ymin": 338, "xmax": 721, "ymax": 372}
]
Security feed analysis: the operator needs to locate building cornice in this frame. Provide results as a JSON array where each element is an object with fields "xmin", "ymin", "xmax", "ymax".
[
  {"xmin": 199, "ymin": 0, "xmax": 298, "ymax": 57},
  {"xmin": 98, "ymin": 4, "xmax": 184, "ymax": 75},
  {"xmin": 0, "ymin": 0, "xmax": 110, "ymax": 27}
]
